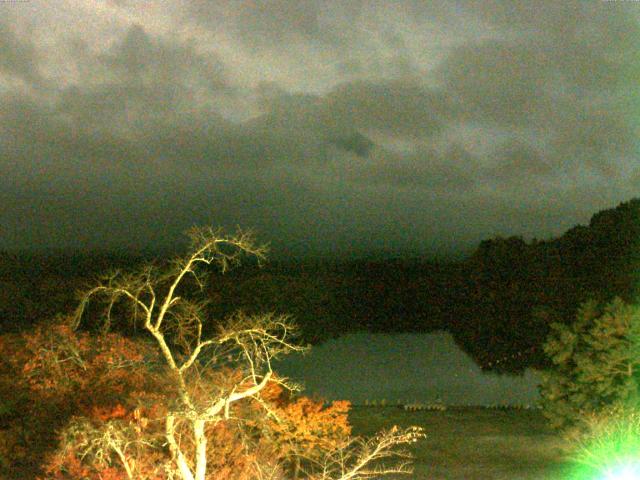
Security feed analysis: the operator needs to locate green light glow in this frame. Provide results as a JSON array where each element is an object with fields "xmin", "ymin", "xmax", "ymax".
[
  {"xmin": 602, "ymin": 462, "xmax": 640, "ymax": 480},
  {"xmin": 568, "ymin": 457, "xmax": 640, "ymax": 480},
  {"xmin": 566, "ymin": 406, "xmax": 640, "ymax": 480}
]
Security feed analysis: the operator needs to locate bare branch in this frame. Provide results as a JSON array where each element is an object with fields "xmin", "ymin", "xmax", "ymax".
[
  {"xmin": 178, "ymin": 339, "xmax": 217, "ymax": 374},
  {"xmin": 304, "ymin": 426, "xmax": 426, "ymax": 480}
]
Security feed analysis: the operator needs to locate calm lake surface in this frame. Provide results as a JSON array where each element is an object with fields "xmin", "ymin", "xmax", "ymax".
[{"xmin": 273, "ymin": 332, "xmax": 543, "ymax": 406}]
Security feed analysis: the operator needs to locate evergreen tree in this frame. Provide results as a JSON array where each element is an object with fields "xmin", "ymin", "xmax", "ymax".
[{"xmin": 540, "ymin": 297, "xmax": 640, "ymax": 430}]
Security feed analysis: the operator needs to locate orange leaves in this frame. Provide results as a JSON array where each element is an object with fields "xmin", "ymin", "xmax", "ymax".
[
  {"xmin": 269, "ymin": 395, "xmax": 352, "ymax": 458},
  {"xmin": 20, "ymin": 323, "xmax": 88, "ymax": 395},
  {"xmin": 16, "ymin": 320, "xmax": 165, "ymax": 406},
  {"xmin": 2, "ymin": 323, "xmax": 354, "ymax": 480},
  {"xmin": 39, "ymin": 451, "xmax": 132, "ymax": 480},
  {"xmin": 40, "ymin": 452, "xmax": 92, "ymax": 480},
  {"xmin": 88, "ymin": 403, "xmax": 128, "ymax": 423},
  {"xmin": 0, "ymin": 322, "xmax": 172, "ymax": 477},
  {"xmin": 204, "ymin": 422, "xmax": 259, "ymax": 480}
]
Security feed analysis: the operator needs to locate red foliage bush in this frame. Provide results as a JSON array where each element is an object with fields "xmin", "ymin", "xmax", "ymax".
[
  {"xmin": 0, "ymin": 317, "xmax": 170, "ymax": 478},
  {"xmin": 0, "ymin": 319, "xmax": 352, "ymax": 479}
]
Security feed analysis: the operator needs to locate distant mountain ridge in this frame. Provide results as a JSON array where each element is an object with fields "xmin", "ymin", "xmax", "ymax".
[
  {"xmin": 451, "ymin": 197, "xmax": 640, "ymax": 372},
  {"xmin": 1, "ymin": 197, "xmax": 639, "ymax": 374}
]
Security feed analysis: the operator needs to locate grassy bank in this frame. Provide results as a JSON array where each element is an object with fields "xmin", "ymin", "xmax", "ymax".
[{"xmin": 348, "ymin": 406, "xmax": 571, "ymax": 479}]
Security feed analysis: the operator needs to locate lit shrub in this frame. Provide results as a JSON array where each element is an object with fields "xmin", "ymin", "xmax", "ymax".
[
  {"xmin": 539, "ymin": 297, "xmax": 640, "ymax": 431},
  {"xmin": 2, "ymin": 317, "xmax": 409, "ymax": 480},
  {"xmin": 255, "ymin": 381, "xmax": 352, "ymax": 477},
  {"xmin": 0, "ymin": 317, "xmax": 169, "ymax": 478}
]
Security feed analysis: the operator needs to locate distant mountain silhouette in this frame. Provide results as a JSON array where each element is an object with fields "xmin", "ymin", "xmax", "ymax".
[
  {"xmin": 1, "ymin": 198, "xmax": 639, "ymax": 374},
  {"xmin": 451, "ymin": 197, "xmax": 640, "ymax": 372}
]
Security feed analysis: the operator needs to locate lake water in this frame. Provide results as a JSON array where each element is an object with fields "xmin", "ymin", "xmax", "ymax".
[{"xmin": 272, "ymin": 331, "xmax": 543, "ymax": 406}]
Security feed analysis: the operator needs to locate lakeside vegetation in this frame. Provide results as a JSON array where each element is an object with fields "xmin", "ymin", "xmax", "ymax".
[{"xmin": 0, "ymin": 197, "xmax": 639, "ymax": 478}]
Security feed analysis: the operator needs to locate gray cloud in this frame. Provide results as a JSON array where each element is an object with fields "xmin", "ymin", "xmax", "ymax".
[
  {"xmin": 330, "ymin": 132, "xmax": 374, "ymax": 158},
  {"xmin": 98, "ymin": 24, "xmax": 228, "ymax": 91},
  {"xmin": 0, "ymin": 1, "xmax": 638, "ymax": 255},
  {"xmin": 326, "ymin": 144, "xmax": 477, "ymax": 192},
  {"xmin": 487, "ymin": 140, "xmax": 552, "ymax": 181},
  {"xmin": 551, "ymin": 109, "xmax": 636, "ymax": 177},
  {"xmin": 248, "ymin": 78, "xmax": 449, "ymax": 161},
  {"xmin": 438, "ymin": 40, "xmax": 553, "ymax": 126},
  {"xmin": 0, "ymin": 19, "xmax": 42, "ymax": 87},
  {"xmin": 55, "ymin": 24, "xmax": 233, "ymax": 132},
  {"xmin": 187, "ymin": 0, "xmax": 361, "ymax": 49},
  {"xmin": 324, "ymin": 80, "xmax": 449, "ymax": 139}
]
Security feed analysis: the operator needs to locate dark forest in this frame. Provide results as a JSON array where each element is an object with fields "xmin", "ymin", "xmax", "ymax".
[{"xmin": 3, "ymin": 197, "xmax": 638, "ymax": 374}]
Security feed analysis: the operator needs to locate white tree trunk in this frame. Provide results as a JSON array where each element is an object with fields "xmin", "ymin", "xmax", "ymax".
[
  {"xmin": 193, "ymin": 419, "xmax": 208, "ymax": 480},
  {"xmin": 166, "ymin": 414, "xmax": 195, "ymax": 480}
]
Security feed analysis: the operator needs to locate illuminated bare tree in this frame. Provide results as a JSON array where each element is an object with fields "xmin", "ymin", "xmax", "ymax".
[
  {"xmin": 302, "ymin": 426, "xmax": 424, "ymax": 480},
  {"xmin": 73, "ymin": 227, "xmax": 424, "ymax": 480}
]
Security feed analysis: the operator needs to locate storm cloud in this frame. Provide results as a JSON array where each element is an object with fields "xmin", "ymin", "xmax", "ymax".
[{"xmin": 1, "ymin": 1, "xmax": 638, "ymax": 256}]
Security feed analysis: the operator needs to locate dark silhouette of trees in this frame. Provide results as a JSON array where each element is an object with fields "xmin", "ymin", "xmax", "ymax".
[
  {"xmin": 451, "ymin": 198, "xmax": 640, "ymax": 372},
  {"xmin": 1, "ymin": 198, "xmax": 638, "ymax": 374}
]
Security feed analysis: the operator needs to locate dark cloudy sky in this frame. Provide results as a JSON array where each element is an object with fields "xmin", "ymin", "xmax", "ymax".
[{"xmin": 2, "ymin": 1, "xmax": 639, "ymax": 257}]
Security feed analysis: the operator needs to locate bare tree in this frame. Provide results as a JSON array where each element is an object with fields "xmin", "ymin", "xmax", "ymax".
[
  {"xmin": 301, "ymin": 426, "xmax": 424, "ymax": 480},
  {"xmin": 73, "ymin": 227, "xmax": 424, "ymax": 480}
]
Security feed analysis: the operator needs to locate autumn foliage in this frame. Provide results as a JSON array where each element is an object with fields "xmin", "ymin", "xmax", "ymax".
[
  {"xmin": 0, "ymin": 320, "xmax": 355, "ymax": 479},
  {"xmin": 0, "ymin": 318, "xmax": 356, "ymax": 479},
  {"xmin": 0, "ymin": 317, "xmax": 168, "ymax": 478},
  {"xmin": 0, "ymin": 228, "xmax": 422, "ymax": 479}
]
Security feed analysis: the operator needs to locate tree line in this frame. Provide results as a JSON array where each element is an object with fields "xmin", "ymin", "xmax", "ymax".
[{"xmin": 1, "ymin": 198, "xmax": 638, "ymax": 373}]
